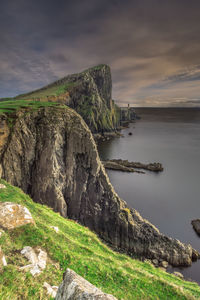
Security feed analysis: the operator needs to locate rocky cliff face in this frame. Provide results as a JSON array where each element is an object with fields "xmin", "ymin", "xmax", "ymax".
[
  {"xmin": 16, "ymin": 65, "xmax": 120, "ymax": 133},
  {"xmin": 0, "ymin": 106, "xmax": 198, "ymax": 267}
]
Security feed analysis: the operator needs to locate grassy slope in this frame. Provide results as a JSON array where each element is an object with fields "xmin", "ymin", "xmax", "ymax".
[
  {"xmin": 15, "ymin": 82, "xmax": 77, "ymax": 100},
  {"xmin": 0, "ymin": 181, "xmax": 200, "ymax": 300},
  {"xmin": 0, "ymin": 99, "xmax": 64, "ymax": 115},
  {"xmin": 14, "ymin": 65, "xmax": 105, "ymax": 101}
]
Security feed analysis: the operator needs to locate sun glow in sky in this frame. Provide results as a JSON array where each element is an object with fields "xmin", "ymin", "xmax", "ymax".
[{"xmin": 1, "ymin": 0, "xmax": 200, "ymax": 107}]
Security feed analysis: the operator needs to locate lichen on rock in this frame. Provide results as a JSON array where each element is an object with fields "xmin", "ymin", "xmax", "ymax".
[{"xmin": 0, "ymin": 202, "xmax": 35, "ymax": 230}]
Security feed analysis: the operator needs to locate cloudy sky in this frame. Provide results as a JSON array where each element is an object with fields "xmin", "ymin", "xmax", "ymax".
[{"xmin": 1, "ymin": 0, "xmax": 200, "ymax": 107}]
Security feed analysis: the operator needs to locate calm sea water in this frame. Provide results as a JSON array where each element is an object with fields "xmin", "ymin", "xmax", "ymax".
[{"xmin": 98, "ymin": 108, "xmax": 200, "ymax": 283}]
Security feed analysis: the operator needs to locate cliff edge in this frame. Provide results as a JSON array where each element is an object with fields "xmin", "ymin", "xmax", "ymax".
[
  {"xmin": 0, "ymin": 105, "xmax": 198, "ymax": 267},
  {"xmin": 15, "ymin": 65, "xmax": 120, "ymax": 133}
]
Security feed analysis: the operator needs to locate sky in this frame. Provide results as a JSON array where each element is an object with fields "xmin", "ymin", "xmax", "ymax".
[{"xmin": 1, "ymin": 0, "xmax": 200, "ymax": 107}]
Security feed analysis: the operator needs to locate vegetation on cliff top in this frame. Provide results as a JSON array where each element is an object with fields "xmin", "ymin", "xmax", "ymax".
[
  {"xmin": 0, "ymin": 100, "xmax": 65, "ymax": 115},
  {"xmin": 0, "ymin": 180, "xmax": 200, "ymax": 300},
  {"xmin": 0, "ymin": 100, "xmax": 66, "ymax": 116},
  {"xmin": 14, "ymin": 64, "xmax": 108, "ymax": 101},
  {"xmin": 0, "ymin": 65, "xmax": 121, "ymax": 133}
]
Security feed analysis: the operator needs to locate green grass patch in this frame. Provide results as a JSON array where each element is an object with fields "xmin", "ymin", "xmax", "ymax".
[
  {"xmin": 16, "ymin": 82, "xmax": 77, "ymax": 100},
  {"xmin": 0, "ymin": 99, "xmax": 65, "ymax": 116},
  {"xmin": 0, "ymin": 180, "xmax": 200, "ymax": 299}
]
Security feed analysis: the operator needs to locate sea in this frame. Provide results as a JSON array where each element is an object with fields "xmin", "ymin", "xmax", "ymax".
[{"xmin": 97, "ymin": 107, "xmax": 200, "ymax": 284}]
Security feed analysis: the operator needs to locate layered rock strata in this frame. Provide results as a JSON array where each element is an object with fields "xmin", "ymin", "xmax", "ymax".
[
  {"xmin": 102, "ymin": 159, "xmax": 163, "ymax": 173},
  {"xmin": 0, "ymin": 106, "xmax": 198, "ymax": 266},
  {"xmin": 16, "ymin": 65, "xmax": 120, "ymax": 133}
]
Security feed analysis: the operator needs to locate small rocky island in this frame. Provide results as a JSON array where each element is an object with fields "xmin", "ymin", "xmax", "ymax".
[{"xmin": 102, "ymin": 159, "xmax": 163, "ymax": 173}]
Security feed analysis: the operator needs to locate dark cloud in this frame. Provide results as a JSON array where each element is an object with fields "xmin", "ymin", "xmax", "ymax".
[{"xmin": 1, "ymin": 0, "xmax": 200, "ymax": 106}]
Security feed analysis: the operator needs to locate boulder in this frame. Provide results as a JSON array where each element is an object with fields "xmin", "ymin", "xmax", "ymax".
[
  {"xmin": 173, "ymin": 272, "xmax": 184, "ymax": 279},
  {"xmin": 152, "ymin": 259, "xmax": 159, "ymax": 266},
  {"xmin": 0, "ymin": 184, "xmax": 6, "ymax": 189},
  {"xmin": 191, "ymin": 219, "xmax": 200, "ymax": 235},
  {"xmin": 160, "ymin": 261, "xmax": 168, "ymax": 268},
  {"xmin": 0, "ymin": 202, "xmax": 34, "ymax": 230},
  {"xmin": 20, "ymin": 246, "xmax": 47, "ymax": 276},
  {"xmin": 56, "ymin": 268, "xmax": 117, "ymax": 300}
]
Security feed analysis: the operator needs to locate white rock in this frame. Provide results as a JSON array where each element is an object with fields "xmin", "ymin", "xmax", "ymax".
[
  {"xmin": 37, "ymin": 249, "xmax": 47, "ymax": 270},
  {"xmin": 43, "ymin": 282, "xmax": 58, "ymax": 298},
  {"xmin": 0, "ymin": 246, "xmax": 7, "ymax": 267},
  {"xmin": 21, "ymin": 246, "xmax": 38, "ymax": 265},
  {"xmin": 0, "ymin": 184, "xmax": 6, "ymax": 189},
  {"xmin": 20, "ymin": 246, "xmax": 47, "ymax": 277},
  {"xmin": 0, "ymin": 229, "xmax": 5, "ymax": 237},
  {"xmin": 56, "ymin": 268, "xmax": 117, "ymax": 300},
  {"xmin": 20, "ymin": 264, "xmax": 34, "ymax": 271},
  {"xmin": 50, "ymin": 226, "xmax": 59, "ymax": 233},
  {"xmin": 30, "ymin": 264, "xmax": 41, "ymax": 277},
  {"xmin": 2, "ymin": 255, "xmax": 7, "ymax": 266}
]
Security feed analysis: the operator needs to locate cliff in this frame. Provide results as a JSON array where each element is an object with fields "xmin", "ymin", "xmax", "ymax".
[
  {"xmin": 15, "ymin": 65, "xmax": 120, "ymax": 133},
  {"xmin": 0, "ymin": 104, "xmax": 198, "ymax": 267}
]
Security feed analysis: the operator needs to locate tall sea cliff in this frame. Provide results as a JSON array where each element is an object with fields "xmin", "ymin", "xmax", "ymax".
[
  {"xmin": 0, "ymin": 103, "xmax": 198, "ymax": 267},
  {"xmin": 15, "ymin": 64, "xmax": 120, "ymax": 133}
]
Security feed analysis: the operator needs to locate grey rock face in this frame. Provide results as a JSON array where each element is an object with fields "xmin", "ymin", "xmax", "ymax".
[
  {"xmin": 65, "ymin": 65, "xmax": 120, "ymax": 133},
  {"xmin": 0, "ymin": 106, "xmax": 199, "ymax": 266},
  {"xmin": 16, "ymin": 65, "xmax": 120, "ymax": 133},
  {"xmin": 55, "ymin": 268, "xmax": 117, "ymax": 300}
]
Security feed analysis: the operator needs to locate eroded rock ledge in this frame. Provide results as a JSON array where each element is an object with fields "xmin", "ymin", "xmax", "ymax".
[
  {"xmin": 102, "ymin": 159, "xmax": 163, "ymax": 173},
  {"xmin": 0, "ymin": 107, "xmax": 199, "ymax": 267}
]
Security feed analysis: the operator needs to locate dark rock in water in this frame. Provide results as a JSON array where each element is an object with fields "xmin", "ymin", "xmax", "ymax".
[
  {"xmin": 93, "ymin": 131, "xmax": 122, "ymax": 141},
  {"xmin": 191, "ymin": 219, "xmax": 200, "ymax": 235},
  {"xmin": 103, "ymin": 159, "xmax": 163, "ymax": 173},
  {"xmin": 128, "ymin": 132, "xmax": 132, "ymax": 135},
  {"xmin": 0, "ymin": 107, "xmax": 199, "ymax": 267},
  {"xmin": 102, "ymin": 161, "xmax": 145, "ymax": 174}
]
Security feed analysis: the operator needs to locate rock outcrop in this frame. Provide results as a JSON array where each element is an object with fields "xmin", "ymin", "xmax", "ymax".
[
  {"xmin": 55, "ymin": 268, "xmax": 117, "ymax": 300},
  {"xmin": 44, "ymin": 282, "xmax": 58, "ymax": 298},
  {"xmin": 102, "ymin": 159, "xmax": 163, "ymax": 173},
  {"xmin": 120, "ymin": 106, "xmax": 140, "ymax": 123},
  {"xmin": 20, "ymin": 246, "xmax": 47, "ymax": 276},
  {"xmin": 16, "ymin": 65, "xmax": 120, "ymax": 133},
  {"xmin": 0, "ymin": 106, "xmax": 199, "ymax": 266},
  {"xmin": 0, "ymin": 202, "xmax": 34, "ymax": 230}
]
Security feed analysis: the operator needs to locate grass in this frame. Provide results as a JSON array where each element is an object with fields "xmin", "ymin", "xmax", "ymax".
[
  {"xmin": 15, "ymin": 82, "xmax": 77, "ymax": 100},
  {"xmin": 0, "ymin": 100, "xmax": 65, "ymax": 115},
  {"xmin": 0, "ymin": 181, "xmax": 200, "ymax": 299}
]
